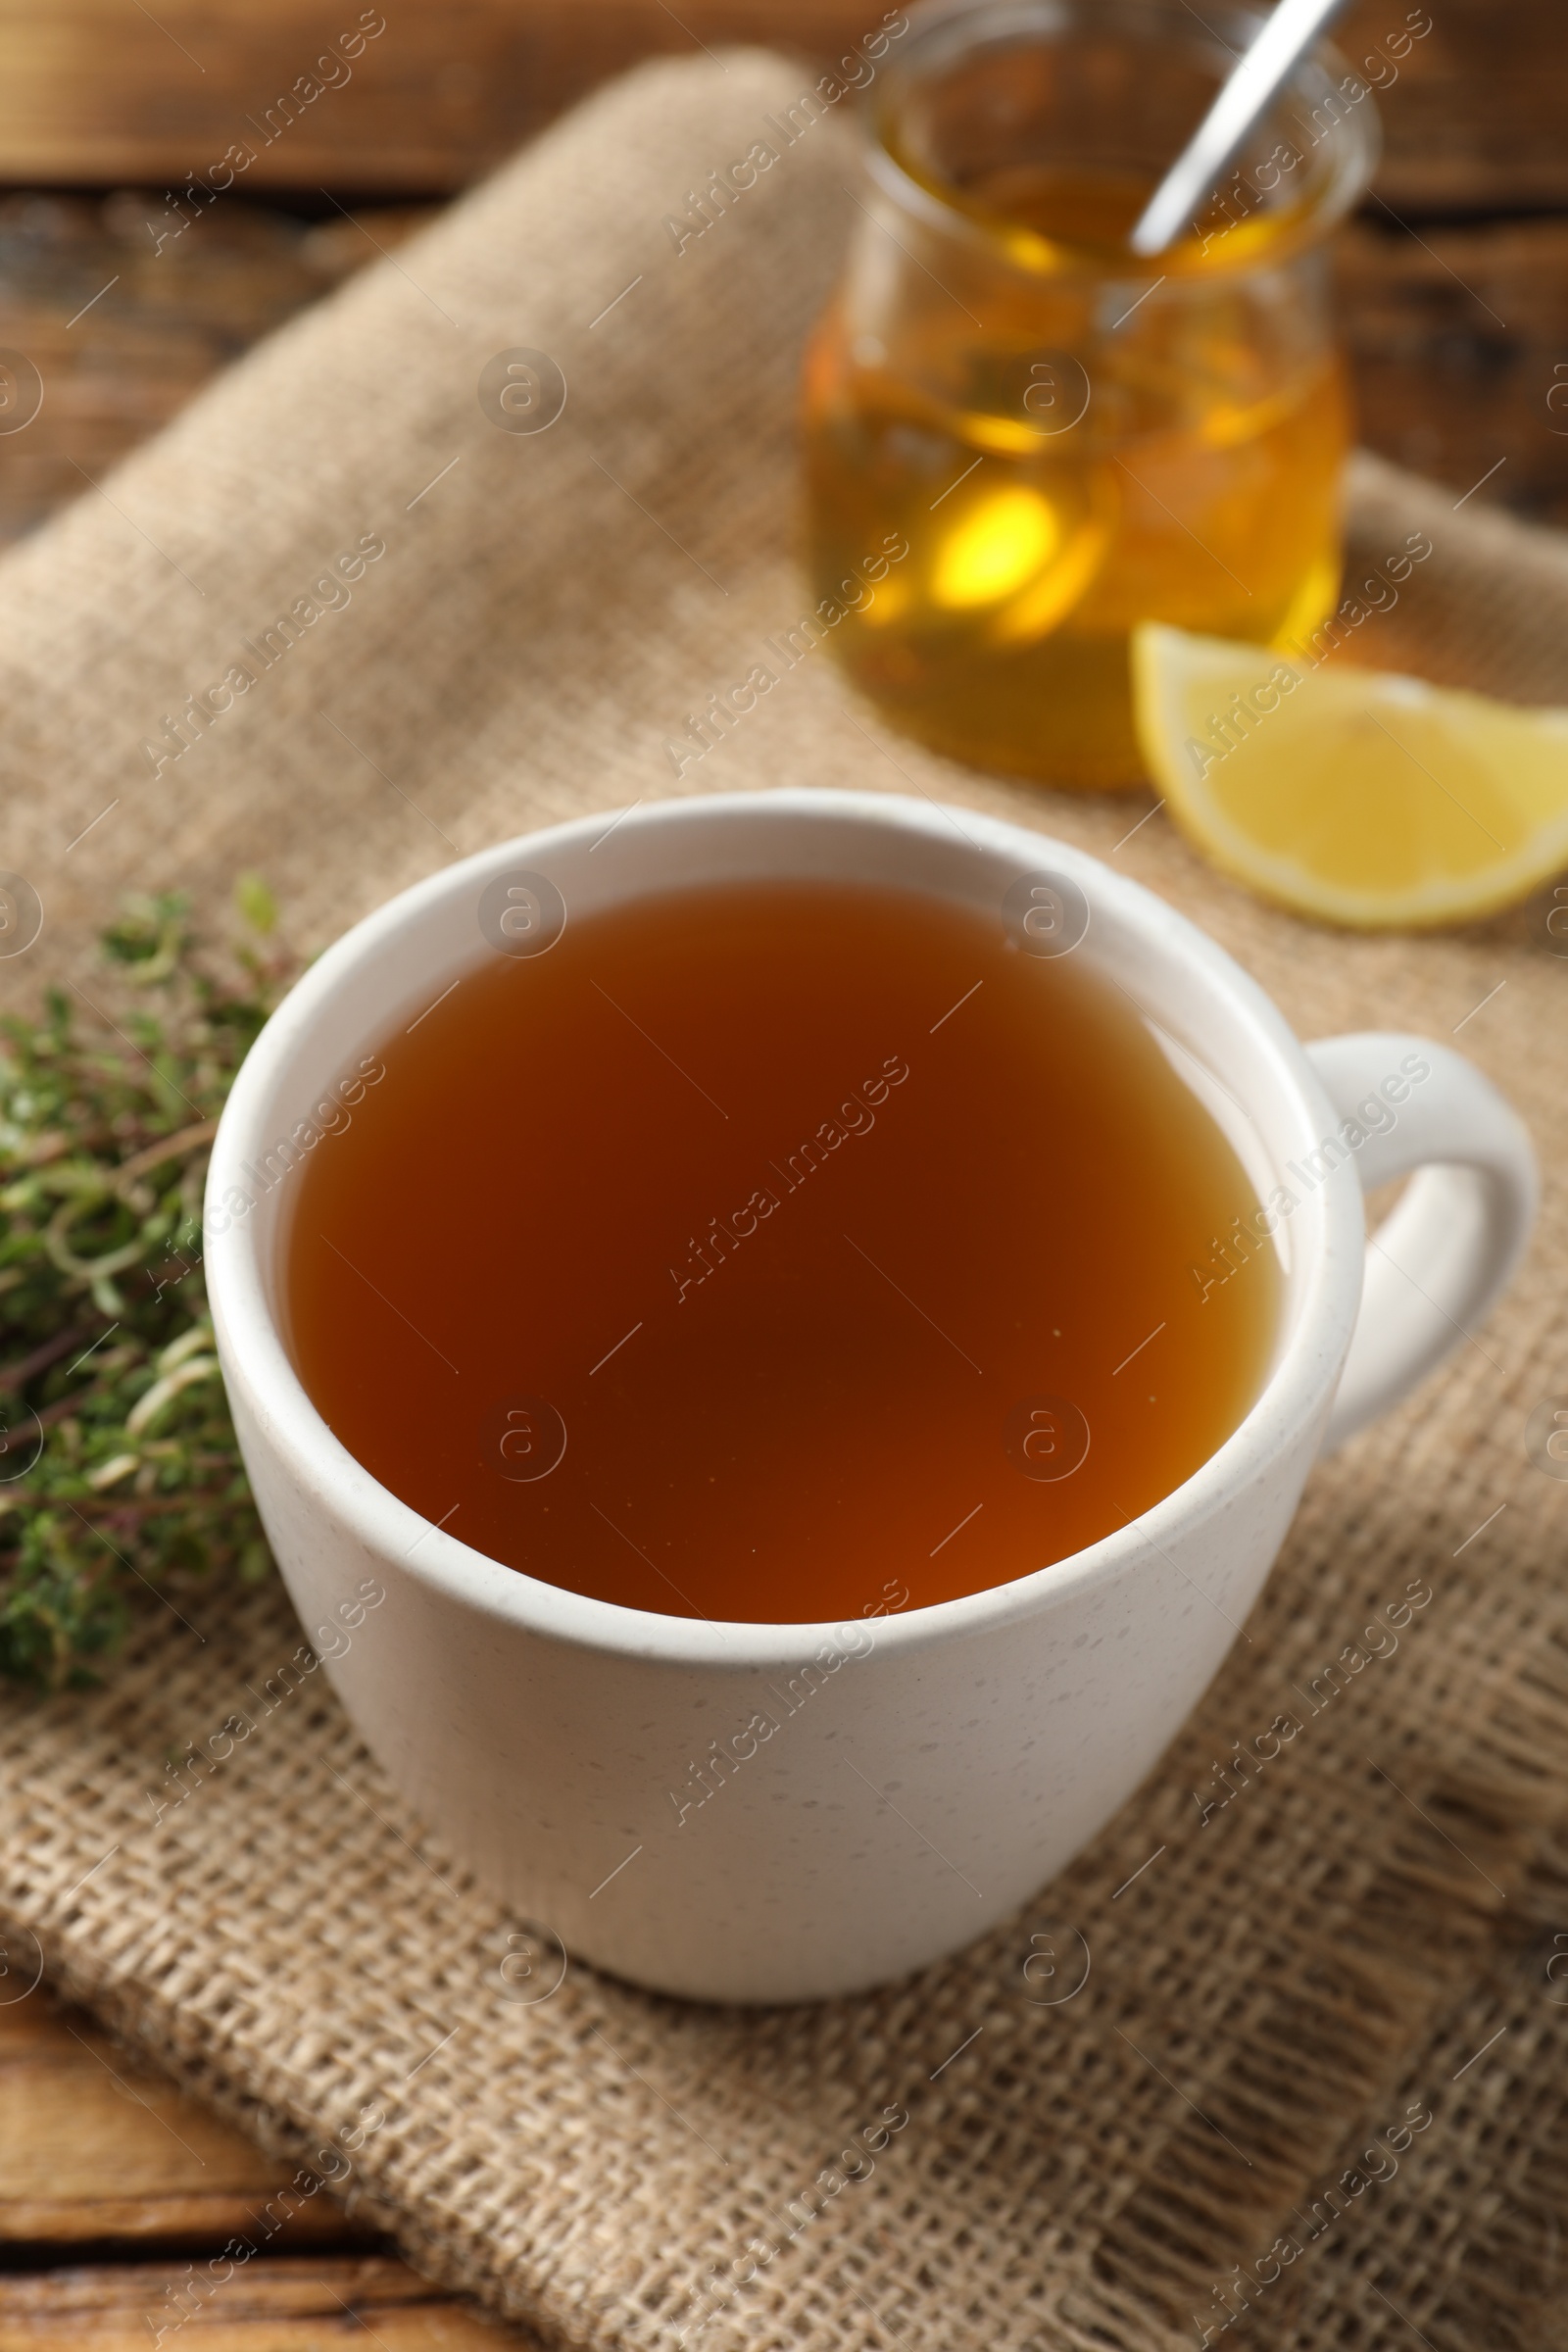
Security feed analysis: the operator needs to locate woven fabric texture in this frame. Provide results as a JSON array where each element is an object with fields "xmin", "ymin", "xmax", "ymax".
[{"xmin": 3, "ymin": 50, "xmax": 1568, "ymax": 2352}]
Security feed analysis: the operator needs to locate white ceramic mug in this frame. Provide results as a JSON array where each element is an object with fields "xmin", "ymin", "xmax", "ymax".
[{"xmin": 206, "ymin": 792, "xmax": 1537, "ymax": 2002}]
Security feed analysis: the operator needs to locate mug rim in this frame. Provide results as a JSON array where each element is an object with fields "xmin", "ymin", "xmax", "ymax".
[{"xmin": 206, "ymin": 789, "xmax": 1364, "ymax": 1670}]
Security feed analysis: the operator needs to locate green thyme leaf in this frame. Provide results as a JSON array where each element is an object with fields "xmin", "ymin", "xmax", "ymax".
[{"xmin": 0, "ymin": 889, "xmax": 294, "ymax": 1690}]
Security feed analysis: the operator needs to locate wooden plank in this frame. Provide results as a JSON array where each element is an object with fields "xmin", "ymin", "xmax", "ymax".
[
  {"xmin": 0, "ymin": 1990, "xmax": 376, "ymax": 2247},
  {"xmin": 0, "ymin": 0, "xmax": 1556, "ymax": 209},
  {"xmin": 1339, "ymin": 214, "xmax": 1568, "ymax": 531},
  {"xmin": 0, "ymin": 2256, "xmax": 521, "ymax": 2347},
  {"xmin": 1338, "ymin": 0, "xmax": 1568, "ymax": 213},
  {"xmin": 0, "ymin": 193, "xmax": 430, "ymax": 549},
  {"xmin": 0, "ymin": 0, "xmax": 865, "ymax": 195},
  {"xmin": 0, "ymin": 1996, "xmax": 540, "ymax": 2344}
]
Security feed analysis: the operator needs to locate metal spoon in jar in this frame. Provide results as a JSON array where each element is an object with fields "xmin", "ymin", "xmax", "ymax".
[{"xmin": 1129, "ymin": 0, "xmax": 1351, "ymax": 256}]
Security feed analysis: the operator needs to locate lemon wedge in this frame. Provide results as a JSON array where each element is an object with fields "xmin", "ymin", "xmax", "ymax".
[{"xmin": 1131, "ymin": 623, "xmax": 1568, "ymax": 929}]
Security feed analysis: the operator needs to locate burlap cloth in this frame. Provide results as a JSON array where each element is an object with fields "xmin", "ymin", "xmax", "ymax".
[{"xmin": 3, "ymin": 50, "xmax": 1567, "ymax": 2352}]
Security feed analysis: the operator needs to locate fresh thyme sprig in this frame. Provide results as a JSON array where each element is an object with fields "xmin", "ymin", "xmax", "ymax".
[{"xmin": 0, "ymin": 880, "xmax": 292, "ymax": 1690}]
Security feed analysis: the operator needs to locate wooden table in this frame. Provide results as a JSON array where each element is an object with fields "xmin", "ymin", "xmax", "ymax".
[
  {"xmin": 1, "ymin": 1, "xmax": 1564, "ymax": 2341},
  {"xmin": 0, "ymin": 1984, "xmax": 520, "ymax": 2346},
  {"xmin": 0, "ymin": 0, "xmax": 1561, "ymax": 548}
]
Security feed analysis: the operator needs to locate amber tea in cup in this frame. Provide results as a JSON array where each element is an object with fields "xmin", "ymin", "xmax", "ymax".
[
  {"xmin": 286, "ymin": 875, "xmax": 1280, "ymax": 1622},
  {"xmin": 803, "ymin": 0, "xmax": 1379, "ymax": 787}
]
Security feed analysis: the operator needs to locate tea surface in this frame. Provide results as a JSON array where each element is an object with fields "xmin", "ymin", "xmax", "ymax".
[{"xmin": 286, "ymin": 879, "xmax": 1280, "ymax": 1620}]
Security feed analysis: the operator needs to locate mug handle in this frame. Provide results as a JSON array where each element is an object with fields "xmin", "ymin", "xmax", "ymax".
[{"xmin": 1305, "ymin": 1032, "xmax": 1538, "ymax": 1453}]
